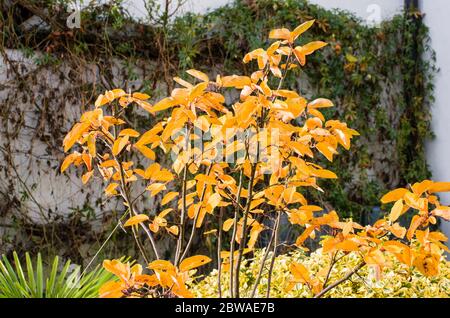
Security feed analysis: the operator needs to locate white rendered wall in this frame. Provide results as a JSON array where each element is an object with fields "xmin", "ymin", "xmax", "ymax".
[
  {"xmin": 422, "ymin": 0, "xmax": 450, "ymax": 239},
  {"xmin": 123, "ymin": 0, "xmax": 403, "ymax": 22}
]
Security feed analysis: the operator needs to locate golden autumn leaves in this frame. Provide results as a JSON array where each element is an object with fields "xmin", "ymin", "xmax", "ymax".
[
  {"xmin": 285, "ymin": 180, "xmax": 450, "ymax": 296},
  {"xmin": 60, "ymin": 19, "xmax": 448, "ymax": 298},
  {"xmin": 100, "ymin": 256, "xmax": 211, "ymax": 298}
]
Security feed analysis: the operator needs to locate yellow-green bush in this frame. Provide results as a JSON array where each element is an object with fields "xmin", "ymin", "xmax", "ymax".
[{"xmin": 191, "ymin": 249, "xmax": 450, "ymax": 298}]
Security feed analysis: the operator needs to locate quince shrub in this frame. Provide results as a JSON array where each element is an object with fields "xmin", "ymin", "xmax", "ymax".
[{"xmin": 61, "ymin": 20, "xmax": 450, "ymax": 298}]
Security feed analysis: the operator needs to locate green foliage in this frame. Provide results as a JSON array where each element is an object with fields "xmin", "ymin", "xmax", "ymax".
[
  {"xmin": 0, "ymin": 252, "xmax": 114, "ymax": 298},
  {"xmin": 191, "ymin": 249, "xmax": 450, "ymax": 298}
]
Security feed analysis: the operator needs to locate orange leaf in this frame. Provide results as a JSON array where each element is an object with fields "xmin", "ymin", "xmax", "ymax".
[
  {"xmin": 308, "ymin": 98, "xmax": 333, "ymax": 108},
  {"xmin": 301, "ymin": 41, "xmax": 328, "ymax": 55},
  {"xmin": 135, "ymin": 144, "xmax": 155, "ymax": 160},
  {"xmin": 380, "ymin": 188, "xmax": 409, "ymax": 204},
  {"xmin": 407, "ymin": 215, "xmax": 424, "ymax": 240},
  {"xmin": 428, "ymin": 182, "xmax": 450, "ymax": 193},
  {"xmin": 119, "ymin": 128, "xmax": 140, "ymax": 138},
  {"xmin": 148, "ymin": 260, "xmax": 176, "ymax": 273},
  {"xmin": 335, "ymin": 239, "xmax": 359, "ymax": 251},
  {"xmin": 132, "ymin": 92, "xmax": 150, "ymax": 100},
  {"xmin": 124, "ymin": 214, "xmax": 149, "ymax": 227},
  {"xmin": 81, "ymin": 170, "xmax": 94, "ymax": 184},
  {"xmin": 269, "ymin": 28, "xmax": 291, "ymax": 40},
  {"xmin": 316, "ymin": 142, "xmax": 336, "ymax": 162},
  {"xmin": 99, "ymin": 281, "xmax": 123, "ymax": 298},
  {"xmin": 147, "ymin": 183, "xmax": 167, "ymax": 196},
  {"xmin": 112, "ymin": 135, "xmax": 129, "ymax": 156},
  {"xmin": 179, "ymin": 255, "xmax": 212, "ymax": 272},
  {"xmin": 186, "ymin": 69, "xmax": 209, "ymax": 82},
  {"xmin": 166, "ymin": 225, "xmax": 179, "ymax": 236},
  {"xmin": 152, "ymin": 97, "xmax": 177, "ymax": 112},
  {"xmin": 291, "ymin": 20, "xmax": 315, "ymax": 41},
  {"xmin": 295, "ymin": 226, "xmax": 315, "ymax": 246},
  {"xmin": 60, "ymin": 153, "xmax": 78, "ymax": 173},
  {"xmin": 223, "ymin": 218, "xmax": 234, "ymax": 232},
  {"xmin": 105, "ymin": 183, "xmax": 119, "ymax": 196},
  {"xmin": 290, "ymin": 262, "xmax": 311, "ymax": 284},
  {"xmin": 389, "ymin": 199, "xmax": 404, "ymax": 222},
  {"xmin": 431, "ymin": 206, "xmax": 450, "ymax": 221},
  {"xmin": 221, "ymin": 75, "xmax": 252, "ymax": 89},
  {"xmin": 161, "ymin": 192, "xmax": 179, "ymax": 206}
]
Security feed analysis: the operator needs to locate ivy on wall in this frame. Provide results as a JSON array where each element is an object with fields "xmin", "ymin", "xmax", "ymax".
[{"xmin": 0, "ymin": 0, "xmax": 435, "ymax": 258}]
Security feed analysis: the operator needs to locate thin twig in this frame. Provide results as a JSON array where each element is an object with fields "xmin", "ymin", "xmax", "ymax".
[
  {"xmin": 179, "ymin": 164, "xmax": 213, "ymax": 262},
  {"xmin": 266, "ymin": 211, "xmax": 282, "ymax": 298},
  {"xmin": 250, "ymin": 214, "xmax": 278, "ymax": 297},
  {"xmin": 314, "ymin": 262, "xmax": 366, "ymax": 298},
  {"xmin": 217, "ymin": 206, "xmax": 224, "ymax": 298}
]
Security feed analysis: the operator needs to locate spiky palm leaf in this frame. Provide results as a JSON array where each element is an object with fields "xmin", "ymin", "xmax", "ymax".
[{"xmin": 0, "ymin": 252, "xmax": 115, "ymax": 298}]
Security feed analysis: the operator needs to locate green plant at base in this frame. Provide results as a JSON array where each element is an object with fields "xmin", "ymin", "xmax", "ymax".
[
  {"xmin": 0, "ymin": 252, "xmax": 115, "ymax": 298},
  {"xmin": 191, "ymin": 249, "xmax": 449, "ymax": 298}
]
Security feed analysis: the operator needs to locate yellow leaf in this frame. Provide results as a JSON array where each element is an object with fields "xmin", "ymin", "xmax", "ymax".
[
  {"xmin": 342, "ymin": 221, "xmax": 353, "ymax": 236},
  {"xmin": 413, "ymin": 253, "xmax": 440, "ymax": 277},
  {"xmin": 152, "ymin": 97, "xmax": 177, "ymax": 112},
  {"xmin": 87, "ymin": 134, "xmax": 96, "ymax": 157},
  {"xmin": 63, "ymin": 122, "xmax": 90, "ymax": 152},
  {"xmin": 291, "ymin": 20, "xmax": 315, "ymax": 41},
  {"xmin": 431, "ymin": 206, "xmax": 450, "ymax": 221},
  {"xmin": 204, "ymin": 229, "xmax": 217, "ymax": 235},
  {"xmin": 380, "ymin": 188, "xmax": 409, "ymax": 204},
  {"xmin": 158, "ymin": 208, "xmax": 173, "ymax": 218},
  {"xmin": 112, "ymin": 135, "xmax": 129, "ymax": 156},
  {"xmin": 295, "ymin": 226, "xmax": 315, "ymax": 246},
  {"xmin": 223, "ymin": 218, "xmax": 234, "ymax": 232},
  {"xmin": 135, "ymin": 145, "xmax": 155, "ymax": 160},
  {"xmin": 167, "ymin": 225, "xmax": 179, "ymax": 236},
  {"xmin": 147, "ymin": 183, "xmax": 167, "ymax": 196},
  {"xmin": 206, "ymin": 193, "xmax": 221, "ymax": 212},
  {"xmin": 105, "ymin": 183, "xmax": 119, "ymax": 196},
  {"xmin": 269, "ymin": 28, "xmax": 291, "ymax": 40},
  {"xmin": 152, "ymin": 170, "xmax": 174, "ymax": 182},
  {"xmin": 289, "ymin": 141, "xmax": 314, "ymax": 158},
  {"xmin": 346, "ymin": 53, "xmax": 358, "ymax": 63},
  {"xmin": 301, "ymin": 41, "xmax": 328, "ymax": 55},
  {"xmin": 60, "ymin": 153, "xmax": 78, "ymax": 173},
  {"xmin": 221, "ymin": 75, "xmax": 252, "ymax": 89},
  {"xmin": 179, "ymin": 255, "xmax": 212, "ymax": 272},
  {"xmin": 189, "ymin": 82, "xmax": 208, "ymax": 101},
  {"xmin": 387, "ymin": 223, "xmax": 407, "ymax": 239},
  {"xmin": 290, "ymin": 262, "xmax": 311, "ymax": 284},
  {"xmin": 335, "ymin": 239, "xmax": 359, "ymax": 251},
  {"xmin": 99, "ymin": 281, "xmax": 123, "ymax": 298},
  {"xmin": 195, "ymin": 174, "xmax": 217, "ymax": 185},
  {"xmin": 161, "ymin": 192, "xmax": 179, "ymax": 206},
  {"xmin": 308, "ymin": 98, "xmax": 334, "ymax": 109},
  {"xmin": 124, "ymin": 214, "xmax": 149, "ymax": 227},
  {"xmin": 119, "ymin": 128, "xmax": 140, "ymax": 138},
  {"xmin": 407, "ymin": 215, "xmax": 424, "ymax": 240},
  {"xmin": 389, "ymin": 199, "xmax": 404, "ymax": 223},
  {"xmin": 132, "ymin": 92, "xmax": 150, "ymax": 100},
  {"xmin": 428, "ymin": 182, "xmax": 450, "ymax": 193},
  {"xmin": 81, "ymin": 170, "xmax": 94, "ymax": 184},
  {"xmin": 148, "ymin": 260, "xmax": 176, "ymax": 272},
  {"xmin": 313, "ymin": 168, "xmax": 337, "ymax": 179},
  {"xmin": 186, "ymin": 69, "xmax": 209, "ymax": 82},
  {"xmin": 316, "ymin": 141, "xmax": 336, "ymax": 162}
]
